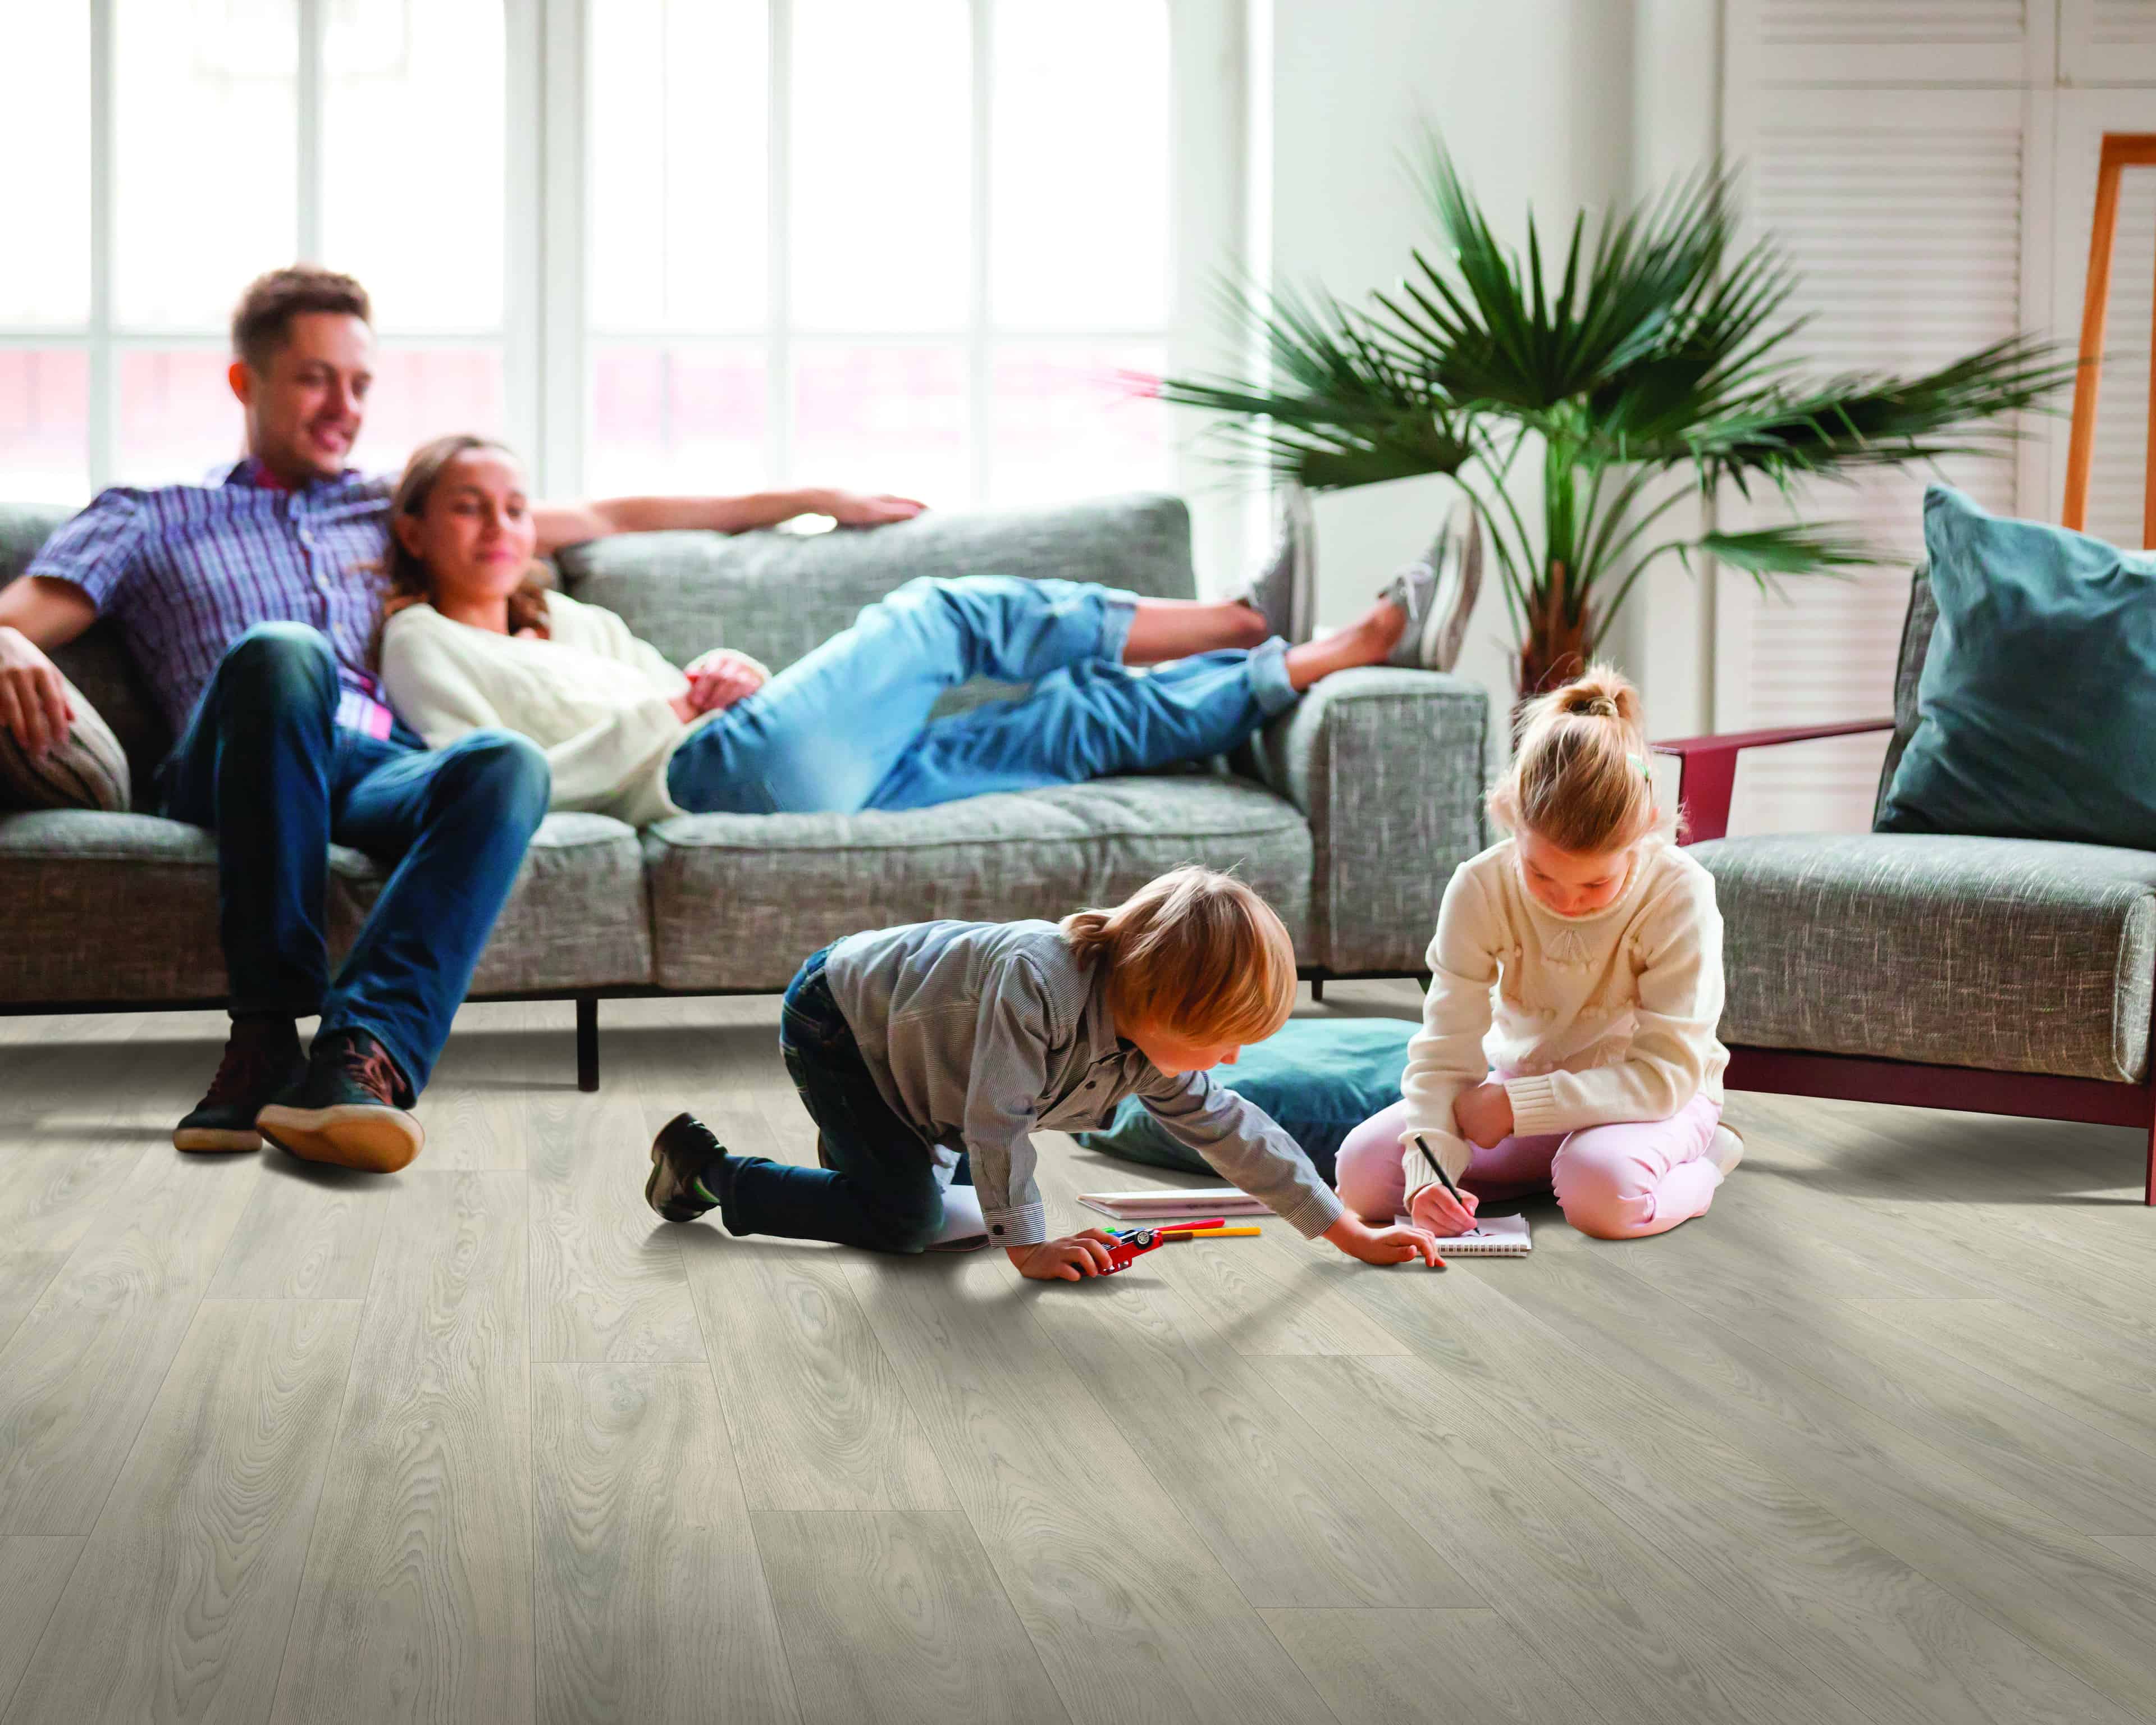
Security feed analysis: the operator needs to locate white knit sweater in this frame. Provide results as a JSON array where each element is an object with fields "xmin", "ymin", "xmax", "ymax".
[
  {"xmin": 1398, "ymin": 838, "xmax": 1728, "ymax": 1199},
  {"xmin": 379, "ymin": 593, "xmax": 696, "ymax": 827}
]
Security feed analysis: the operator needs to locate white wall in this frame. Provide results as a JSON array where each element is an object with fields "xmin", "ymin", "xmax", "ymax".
[{"xmin": 1245, "ymin": 0, "xmax": 1720, "ymax": 737}]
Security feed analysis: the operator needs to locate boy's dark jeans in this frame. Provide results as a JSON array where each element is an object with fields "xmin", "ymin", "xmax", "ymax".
[{"xmin": 720, "ymin": 947, "xmax": 951, "ymax": 1253}]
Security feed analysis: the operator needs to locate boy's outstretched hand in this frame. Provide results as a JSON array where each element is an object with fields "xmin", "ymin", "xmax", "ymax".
[
  {"xmin": 1008, "ymin": 1230, "xmax": 1120, "ymax": 1281},
  {"xmin": 1323, "ymin": 1213, "xmax": 1445, "ymax": 1268}
]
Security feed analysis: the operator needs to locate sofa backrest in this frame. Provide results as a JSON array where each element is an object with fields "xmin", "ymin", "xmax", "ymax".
[
  {"xmin": 1871, "ymin": 564, "xmax": 1938, "ymax": 829},
  {"xmin": 553, "ymin": 491, "xmax": 1198, "ymax": 674},
  {"xmin": 0, "ymin": 502, "xmax": 175, "ymax": 783},
  {"xmin": 0, "ymin": 489, "xmax": 1197, "ymax": 778}
]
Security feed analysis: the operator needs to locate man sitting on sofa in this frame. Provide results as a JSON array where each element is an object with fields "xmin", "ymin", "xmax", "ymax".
[{"xmin": 0, "ymin": 265, "xmax": 921, "ymax": 1172}]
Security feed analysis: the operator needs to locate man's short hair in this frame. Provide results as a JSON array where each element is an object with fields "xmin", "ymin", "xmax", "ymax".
[{"xmin": 231, "ymin": 266, "xmax": 372, "ymax": 372}]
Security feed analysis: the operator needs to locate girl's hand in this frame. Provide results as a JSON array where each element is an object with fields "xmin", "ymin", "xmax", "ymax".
[
  {"xmin": 682, "ymin": 648, "xmax": 771, "ymax": 714},
  {"xmin": 668, "ymin": 691, "xmax": 700, "ymax": 725},
  {"xmin": 1323, "ymin": 1213, "xmax": 1444, "ymax": 1268},
  {"xmin": 1452, "ymin": 1081, "xmax": 1515, "ymax": 1148},
  {"xmin": 1008, "ymin": 1230, "xmax": 1119, "ymax": 1281},
  {"xmin": 1409, "ymin": 1181, "xmax": 1481, "ymax": 1238}
]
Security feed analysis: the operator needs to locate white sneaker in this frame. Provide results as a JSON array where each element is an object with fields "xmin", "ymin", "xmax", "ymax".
[
  {"xmin": 1380, "ymin": 496, "xmax": 1481, "ymax": 672},
  {"xmin": 1232, "ymin": 483, "xmax": 1315, "ymax": 644},
  {"xmin": 1708, "ymin": 1124, "xmax": 1744, "ymax": 1177}
]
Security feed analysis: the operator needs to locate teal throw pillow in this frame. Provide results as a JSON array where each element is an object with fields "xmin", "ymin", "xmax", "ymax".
[
  {"xmin": 1074, "ymin": 1015, "xmax": 1416, "ymax": 1183},
  {"xmin": 1876, "ymin": 486, "xmax": 2156, "ymax": 848}
]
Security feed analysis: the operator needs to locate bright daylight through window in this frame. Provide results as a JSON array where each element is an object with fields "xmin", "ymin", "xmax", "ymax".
[{"xmin": 1, "ymin": 0, "xmax": 1176, "ymax": 516}]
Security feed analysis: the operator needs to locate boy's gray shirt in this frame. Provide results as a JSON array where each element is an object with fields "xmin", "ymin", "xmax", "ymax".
[{"xmin": 823, "ymin": 919, "xmax": 1345, "ymax": 1247}]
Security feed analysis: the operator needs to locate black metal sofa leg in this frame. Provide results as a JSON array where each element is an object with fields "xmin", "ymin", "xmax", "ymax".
[{"xmin": 576, "ymin": 996, "xmax": 600, "ymax": 1093}]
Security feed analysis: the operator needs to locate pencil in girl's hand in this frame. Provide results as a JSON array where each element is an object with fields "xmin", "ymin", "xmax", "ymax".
[{"xmin": 1412, "ymin": 1133, "xmax": 1467, "ymax": 1204}]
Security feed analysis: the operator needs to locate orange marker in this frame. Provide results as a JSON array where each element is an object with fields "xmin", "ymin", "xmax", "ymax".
[{"xmin": 1163, "ymin": 1224, "xmax": 1262, "ymax": 1240}]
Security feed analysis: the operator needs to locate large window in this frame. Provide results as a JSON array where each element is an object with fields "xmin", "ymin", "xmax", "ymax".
[
  {"xmin": 2, "ymin": 1, "xmax": 1221, "ymax": 554},
  {"xmin": 0, "ymin": 0, "xmax": 510, "ymax": 499},
  {"xmin": 584, "ymin": 0, "xmax": 1173, "ymax": 509}
]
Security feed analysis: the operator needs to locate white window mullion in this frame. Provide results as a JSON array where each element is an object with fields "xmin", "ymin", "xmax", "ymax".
[
  {"xmin": 541, "ymin": 0, "xmax": 586, "ymax": 497},
  {"xmin": 87, "ymin": 0, "xmax": 116, "ymax": 492},
  {"xmin": 768, "ymin": 0, "xmax": 792, "ymax": 489},
  {"xmin": 503, "ymin": 0, "xmax": 545, "ymax": 480},
  {"xmin": 296, "ymin": 0, "xmax": 323, "ymax": 261},
  {"xmin": 969, "ymin": 0, "xmax": 992, "ymax": 508}
]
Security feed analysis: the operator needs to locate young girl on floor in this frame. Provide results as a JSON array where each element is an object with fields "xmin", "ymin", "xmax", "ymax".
[
  {"xmin": 1335, "ymin": 667, "xmax": 1739, "ymax": 1242},
  {"xmin": 645, "ymin": 867, "xmax": 1444, "ymax": 1279}
]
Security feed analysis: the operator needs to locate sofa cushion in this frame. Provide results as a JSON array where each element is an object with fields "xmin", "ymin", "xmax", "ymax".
[
  {"xmin": 0, "ymin": 670, "xmax": 131, "ymax": 811},
  {"xmin": 1692, "ymin": 832, "xmax": 2156, "ymax": 1083},
  {"xmin": 0, "ymin": 810, "xmax": 227, "ymax": 1000},
  {"xmin": 328, "ymin": 811, "xmax": 652, "ymax": 994},
  {"xmin": 1871, "ymin": 566, "xmax": 1936, "ymax": 827},
  {"xmin": 0, "ymin": 503, "xmax": 174, "ymax": 786},
  {"xmin": 0, "ymin": 807, "xmax": 652, "ymax": 1004},
  {"xmin": 554, "ymin": 493, "xmax": 1198, "ymax": 687},
  {"xmin": 642, "ymin": 773, "xmax": 1313, "ymax": 992},
  {"xmin": 1878, "ymin": 485, "xmax": 2156, "ymax": 848}
]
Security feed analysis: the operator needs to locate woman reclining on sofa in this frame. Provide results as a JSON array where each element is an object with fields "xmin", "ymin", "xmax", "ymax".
[{"xmin": 376, "ymin": 435, "xmax": 1426, "ymax": 825}]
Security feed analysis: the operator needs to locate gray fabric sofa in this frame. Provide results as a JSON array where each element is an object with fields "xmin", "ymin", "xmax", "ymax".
[
  {"xmin": 1659, "ymin": 568, "xmax": 2156, "ymax": 1200},
  {"xmin": 0, "ymin": 493, "xmax": 1491, "ymax": 1086}
]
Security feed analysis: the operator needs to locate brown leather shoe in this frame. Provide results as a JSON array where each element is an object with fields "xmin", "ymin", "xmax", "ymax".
[{"xmin": 257, "ymin": 1028, "xmax": 424, "ymax": 1173}]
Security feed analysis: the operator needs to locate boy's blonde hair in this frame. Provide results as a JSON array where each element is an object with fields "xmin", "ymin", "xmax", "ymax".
[
  {"xmin": 1061, "ymin": 866, "xmax": 1298, "ymax": 1045},
  {"xmin": 1488, "ymin": 663, "xmax": 1659, "ymax": 854}
]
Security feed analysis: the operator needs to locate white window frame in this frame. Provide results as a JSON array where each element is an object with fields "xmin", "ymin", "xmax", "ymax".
[
  {"xmin": 545, "ymin": 0, "xmax": 1251, "ymax": 583},
  {"xmin": 7, "ymin": 0, "xmax": 1251, "ymax": 583}
]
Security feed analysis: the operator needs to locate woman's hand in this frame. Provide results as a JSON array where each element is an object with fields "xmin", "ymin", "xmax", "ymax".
[
  {"xmin": 1007, "ymin": 1230, "xmax": 1119, "ymax": 1281},
  {"xmin": 810, "ymin": 490, "xmax": 927, "ymax": 528},
  {"xmin": 1323, "ymin": 1213, "xmax": 1444, "ymax": 1268},
  {"xmin": 1452, "ymin": 1081, "xmax": 1515, "ymax": 1148},
  {"xmin": 681, "ymin": 648, "xmax": 770, "ymax": 715},
  {"xmin": 1408, "ymin": 1181, "xmax": 1481, "ymax": 1238}
]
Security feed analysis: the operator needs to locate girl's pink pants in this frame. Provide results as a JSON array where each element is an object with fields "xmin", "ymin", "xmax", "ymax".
[{"xmin": 1335, "ymin": 1089, "xmax": 1725, "ymax": 1240}]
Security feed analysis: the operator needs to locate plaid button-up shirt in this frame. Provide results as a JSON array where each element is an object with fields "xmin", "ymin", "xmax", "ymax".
[{"xmin": 26, "ymin": 458, "xmax": 398, "ymax": 737}]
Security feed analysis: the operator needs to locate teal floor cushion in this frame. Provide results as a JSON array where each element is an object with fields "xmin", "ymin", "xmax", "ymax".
[{"xmin": 1075, "ymin": 1014, "xmax": 1416, "ymax": 1183}]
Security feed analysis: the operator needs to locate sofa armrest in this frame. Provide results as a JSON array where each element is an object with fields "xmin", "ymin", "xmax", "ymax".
[
  {"xmin": 1241, "ymin": 667, "xmax": 1491, "ymax": 973},
  {"xmin": 1654, "ymin": 719, "xmax": 1893, "ymax": 845}
]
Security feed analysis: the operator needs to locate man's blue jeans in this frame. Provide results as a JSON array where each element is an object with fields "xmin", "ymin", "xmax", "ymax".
[
  {"xmin": 157, "ymin": 622, "xmax": 551, "ymax": 1093},
  {"xmin": 664, "ymin": 574, "xmax": 1298, "ymax": 815}
]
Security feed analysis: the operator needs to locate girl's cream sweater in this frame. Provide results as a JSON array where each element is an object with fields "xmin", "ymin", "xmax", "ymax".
[
  {"xmin": 1399, "ymin": 837, "xmax": 1728, "ymax": 1199},
  {"xmin": 380, "ymin": 592, "xmax": 696, "ymax": 827}
]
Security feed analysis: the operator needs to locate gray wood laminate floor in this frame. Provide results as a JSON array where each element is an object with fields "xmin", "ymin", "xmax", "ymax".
[{"xmin": 3, "ymin": 983, "xmax": 2153, "ymax": 1725}]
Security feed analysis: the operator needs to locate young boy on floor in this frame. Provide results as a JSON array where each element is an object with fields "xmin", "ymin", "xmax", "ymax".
[{"xmin": 645, "ymin": 866, "xmax": 1444, "ymax": 1279}]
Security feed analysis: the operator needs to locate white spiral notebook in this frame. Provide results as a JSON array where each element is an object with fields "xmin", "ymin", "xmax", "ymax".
[{"xmin": 1392, "ymin": 1212, "xmax": 1533, "ymax": 1255}]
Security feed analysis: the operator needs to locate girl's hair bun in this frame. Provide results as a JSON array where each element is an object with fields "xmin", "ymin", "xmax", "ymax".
[{"xmin": 1488, "ymin": 663, "xmax": 1656, "ymax": 851}]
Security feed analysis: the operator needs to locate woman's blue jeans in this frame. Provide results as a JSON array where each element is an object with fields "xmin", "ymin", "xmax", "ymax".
[{"xmin": 664, "ymin": 574, "xmax": 1296, "ymax": 815}]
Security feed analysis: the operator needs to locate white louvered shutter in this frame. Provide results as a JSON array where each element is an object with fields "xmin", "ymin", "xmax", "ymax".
[
  {"xmin": 2051, "ymin": 89, "xmax": 2156, "ymax": 547},
  {"xmin": 1729, "ymin": 0, "xmax": 2056, "ymax": 86},
  {"xmin": 1715, "ymin": 84, "xmax": 2050, "ymax": 836},
  {"xmin": 2061, "ymin": 1, "xmax": 2156, "ymax": 84}
]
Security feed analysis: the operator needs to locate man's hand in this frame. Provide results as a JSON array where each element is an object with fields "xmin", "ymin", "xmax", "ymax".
[
  {"xmin": 1452, "ymin": 1081, "xmax": 1515, "ymax": 1149},
  {"xmin": 681, "ymin": 648, "xmax": 771, "ymax": 715},
  {"xmin": 1408, "ymin": 1181, "xmax": 1481, "ymax": 1239},
  {"xmin": 811, "ymin": 490, "xmax": 926, "ymax": 528},
  {"xmin": 1323, "ymin": 1213, "xmax": 1445, "ymax": 1268},
  {"xmin": 0, "ymin": 627, "xmax": 74, "ymax": 756},
  {"xmin": 1008, "ymin": 1230, "xmax": 1119, "ymax": 1281}
]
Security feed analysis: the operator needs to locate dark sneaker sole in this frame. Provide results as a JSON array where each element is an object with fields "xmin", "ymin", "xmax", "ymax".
[
  {"xmin": 258, "ymin": 1102, "xmax": 423, "ymax": 1174},
  {"xmin": 173, "ymin": 1124, "xmax": 263, "ymax": 1154}
]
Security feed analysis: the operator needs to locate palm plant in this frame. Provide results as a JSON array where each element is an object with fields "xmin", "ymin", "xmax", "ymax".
[{"xmin": 1152, "ymin": 138, "xmax": 2073, "ymax": 697}]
